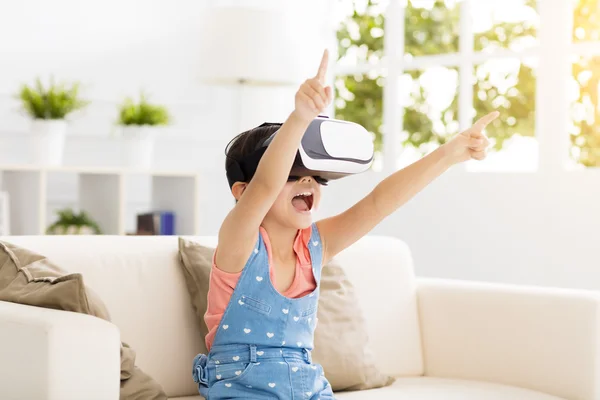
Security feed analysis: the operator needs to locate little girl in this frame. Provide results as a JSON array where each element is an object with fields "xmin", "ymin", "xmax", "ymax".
[{"xmin": 192, "ymin": 49, "xmax": 499, "ymax": 399}]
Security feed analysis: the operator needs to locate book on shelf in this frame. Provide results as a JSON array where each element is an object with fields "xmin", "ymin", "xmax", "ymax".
[{"xmin": 136, "ymin": 211, "xmax": 175, "ymax": 235}]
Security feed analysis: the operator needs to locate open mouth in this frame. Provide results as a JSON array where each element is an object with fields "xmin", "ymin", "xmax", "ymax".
[{"xmin": 291, "ymin": 191, "xmax": 314, "ymax": 213}]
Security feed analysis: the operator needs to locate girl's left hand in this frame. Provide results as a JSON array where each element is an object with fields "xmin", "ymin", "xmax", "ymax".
[{"xmin": 442, "ymin": 111, "xmax": 499, "ymax": 164}]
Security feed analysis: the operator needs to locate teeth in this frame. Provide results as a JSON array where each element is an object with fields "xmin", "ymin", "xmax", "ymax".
[{"xmin": 294, "ymin": 192, "xmax": 312, "ymax": 197}]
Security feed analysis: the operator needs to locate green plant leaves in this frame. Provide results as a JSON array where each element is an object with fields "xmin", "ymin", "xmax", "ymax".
[
  {"xmin": 46, "ymin": 208, "xmax": 102, "ymax": 235},
  {"xmin": 17, "ymin": 77, "xmax": 170, "ymax": 130},
  {"xmin": 18, "ymin": 77, "xmax": 88, "ymax": 119},
  {"xmin": 118, "ymin": 92, "xmax": 170, "ymax": 126}
]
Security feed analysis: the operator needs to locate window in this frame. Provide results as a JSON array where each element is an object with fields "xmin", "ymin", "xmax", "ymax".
[
  {"xmin": 569, "ymin": 0, "xmax": 600, "ymax": 168},
  {"xmin": 404, "ymin": 0, "xmax": 460, "ymax": 57},
  {"xmin": 336, "ymin": 0, "xmax": 385, "ymax": 155},
  {"xmin": 335, "ymin": 0, "xmax": 543, "ymax": 172},
  {"xmin": 397, "ymin": 66, "xmax": 459, "ymax": 166},
  {"xmin": 334, "ymin": 72, "xmax": 385, "ymax": 152}
]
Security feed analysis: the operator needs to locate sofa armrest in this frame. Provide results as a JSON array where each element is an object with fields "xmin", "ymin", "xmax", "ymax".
[
  {"xmin": 417, "ymin": 278, "xmax": 600, "ymax": 400},
  {"xmin": 0, "ymin": 300, "xmax": 121, "ymax": 400}
]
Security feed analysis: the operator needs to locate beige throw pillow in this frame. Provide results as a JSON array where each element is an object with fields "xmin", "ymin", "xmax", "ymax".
[
  {"xmin": 316, "ymin": 259, "xmax": 395, "ymax": 391},
  {"xmin": 178, "ymin": 238, "xmax": 212, "ymax": 356},
  {"xmin": 177, "ymin": 237, "xmax": 394, "ymax": 392},
  {"xmin": 0, "ymin": 241, "xmax": 167, "ymax": 400}
]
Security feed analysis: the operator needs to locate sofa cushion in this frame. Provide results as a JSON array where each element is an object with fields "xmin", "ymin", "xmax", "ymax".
[
  {"xmin": 0, "ymin": 241, "xmax": 106, "ymax": 317},
  {"xmin": 169, "ymin": 378, "xmax": 566, "ymax": 400},
  {"xmin": 0, "ymin": 240, "xmax": 167, "ymax": 400},
  {"xmin": 178, "ymin": 237, "xmax": 394, "ymax": 392},
  {"xmin": 334, "ymin": 377, "xmax": 567, "ymax": 400}
]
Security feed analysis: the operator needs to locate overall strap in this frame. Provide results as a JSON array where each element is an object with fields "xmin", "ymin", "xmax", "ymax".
[{"xmin": 307, "ymin": 223, "xmax": 324, "ymax": 282}]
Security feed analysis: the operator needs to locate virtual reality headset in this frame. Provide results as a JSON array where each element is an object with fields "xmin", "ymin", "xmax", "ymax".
[{"xmin": 226, "ymin": 116, "xmax": 374, "ymax": 189}]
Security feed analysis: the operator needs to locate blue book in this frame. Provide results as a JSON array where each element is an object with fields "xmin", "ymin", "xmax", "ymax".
[{"xmin": 159, "ymin": 211, "xmax": 175, "ymax": 235}]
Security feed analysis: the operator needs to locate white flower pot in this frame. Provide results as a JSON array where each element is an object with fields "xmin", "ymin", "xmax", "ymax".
[
  {"xmin": 30, "ymin": 119, "xmax": 67, "ymax": 166},
  {"xmin": 48, "ymin": 224, "xmax": 97, "ymax": 235},
  {"xmin": 119, "ymin": 126, "xmax": 157, "ymax": 169}
]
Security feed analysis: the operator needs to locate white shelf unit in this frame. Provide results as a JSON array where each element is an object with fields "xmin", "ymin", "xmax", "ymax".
[{"xmin": 0, "ymin": 165, "xmax": 200, "ymax": 236}]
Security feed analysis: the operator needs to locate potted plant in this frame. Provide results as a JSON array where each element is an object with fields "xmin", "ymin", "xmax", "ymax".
[
  {"xmin": 117, "ymin": 92, "xmax": 170, "ymax": 169},
  {"xmin": 46, "ymin": 208, "xmax": 101, "ymax": 235},
  {"xmin": 17, "ymin": 78, "xmax": 88, "ymax": 166}
]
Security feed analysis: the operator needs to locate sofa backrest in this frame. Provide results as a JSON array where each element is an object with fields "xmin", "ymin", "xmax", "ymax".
[
  {"xmin": 2, "ymin": 234, "xmax": 423, "ymax": 397},
  {"xmin": 332, "ymin": 236, "xmax": 423, "ymax": 377}
]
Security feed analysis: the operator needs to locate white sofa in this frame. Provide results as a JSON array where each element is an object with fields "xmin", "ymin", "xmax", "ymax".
[{"xmin": 1, "ymin": 234, "xmax": 600, "ymax": 400}]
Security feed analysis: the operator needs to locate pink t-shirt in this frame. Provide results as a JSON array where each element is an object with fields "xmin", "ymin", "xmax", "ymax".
[{"xmin": 204, "ymin": 226, "xmax": 317, "ymax": 351}]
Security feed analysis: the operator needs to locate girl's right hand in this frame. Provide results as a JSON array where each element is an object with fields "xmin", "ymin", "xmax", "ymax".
[{"xmin": 294, "ymin": 49, "xmax": 333, "ymax": 122}]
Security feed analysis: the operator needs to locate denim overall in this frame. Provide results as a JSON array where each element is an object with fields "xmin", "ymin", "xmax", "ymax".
[{"xmin": 193, "ymin": 224, "xmax": 334, "ymax": 399}]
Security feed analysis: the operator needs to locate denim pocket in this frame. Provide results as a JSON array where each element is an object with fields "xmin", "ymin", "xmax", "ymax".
[
  {"xmin": 239, "ymin": 295, "xmax": 271, "ymax": 315},
  {"xmin": 301, "ymin": 305, "xmax": 317, "ymax": 317},
  {"xmin": 215, "ymin": 361, "xmax": 254, "ymax": 383}
]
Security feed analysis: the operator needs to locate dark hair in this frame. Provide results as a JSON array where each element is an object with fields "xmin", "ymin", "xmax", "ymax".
[{"xmin": 225, "ymin": 123, "xmax": 282, "ymax": 186}]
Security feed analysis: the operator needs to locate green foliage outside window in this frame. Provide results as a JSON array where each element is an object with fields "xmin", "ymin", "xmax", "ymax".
[
  {"xmin": 336, "ymin": 0, "xmax": 597, "ymax": 167},
  {"xmin": 571, "ymin": 0, "xmax": 600, "ymax": 167}
]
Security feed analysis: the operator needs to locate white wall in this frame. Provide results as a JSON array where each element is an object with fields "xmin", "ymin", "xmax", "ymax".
[{"xmin": 316, "ymin": 167, "xmax": 600, "ymax": 291}]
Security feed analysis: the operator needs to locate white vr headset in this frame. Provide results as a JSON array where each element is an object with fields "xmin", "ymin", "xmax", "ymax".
[{"xmin": 226, "ymin": 116, "xmax": 374, "ymax": 188}]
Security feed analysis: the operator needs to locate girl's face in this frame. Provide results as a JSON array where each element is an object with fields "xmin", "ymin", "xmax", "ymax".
[{"xmin": 265, "ymin": 176, "xmax": 322, "ymax": 230}]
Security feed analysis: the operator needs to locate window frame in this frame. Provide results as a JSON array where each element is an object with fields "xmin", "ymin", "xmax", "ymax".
[{"xmin": 332, "ymin": 0, "xmax": 600, "ymax": 173}]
